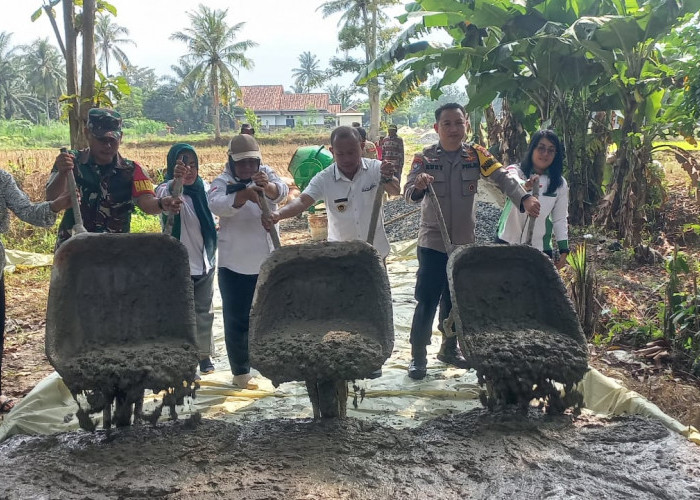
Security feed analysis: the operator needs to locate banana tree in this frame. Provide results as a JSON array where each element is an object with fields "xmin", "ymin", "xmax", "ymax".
[
  {"xmin": 569, "ymin": 0, "xmax": 700, "ymax": 243},
  {"xmin": 358, "ymin": 0, "xmax": 609, "ymax": 223},
  {"xmin": 360, "ymin": 0, "xmax": 700, "ymax": 240}
]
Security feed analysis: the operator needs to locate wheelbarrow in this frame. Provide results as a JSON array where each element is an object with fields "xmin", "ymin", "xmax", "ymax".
[
  {"xmin": 45, "ymin": 182, "xmax": 199, "ymax": 430},
  {"xmin": 427, "ymin": 185, "xmax": 588, "ymax": 413},
  {"xmin": 249, "ymin": 181, "xmax": 394, "ymax": 419}
]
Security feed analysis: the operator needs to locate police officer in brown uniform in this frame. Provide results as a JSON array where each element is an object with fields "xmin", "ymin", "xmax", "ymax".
[{"xmin": 405, "ymin": 103, "xmax": 540, "ymax": 380}]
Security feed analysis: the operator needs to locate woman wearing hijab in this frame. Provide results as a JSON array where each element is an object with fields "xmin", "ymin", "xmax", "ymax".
[{"xmin": 157, "ymin": 143, "xmax": 218, "ymax": 375}]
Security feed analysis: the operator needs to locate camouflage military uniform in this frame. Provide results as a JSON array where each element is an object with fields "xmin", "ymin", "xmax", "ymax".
[
  {"xmin": 404, "ymin": 141, "xmax": 528, "ymax": 348},
  {"xmin": 51, "ymin": 149, "xmax": 154, "ymax": 249}
]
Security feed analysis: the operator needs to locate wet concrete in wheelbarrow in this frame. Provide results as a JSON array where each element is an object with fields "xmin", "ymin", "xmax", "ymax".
[
  {"xmin": 1, "ymin": 409, "xmax": 698, "ymax": 499},
  {"xmin": 249, "ymin": 241, "xmax": 395, "ymax": 418},
  {"xmin": 252, "ymin": 320, "xmax": 386, "ymax": 386},
  {"xmin": 466, "ymin": 327, "xmax": 589, "ymax": 413},
  {"xmin": 60, "ymin": 343, "xmax": 199, "ymax": 430},
  {"xmin": 449, "ymin": 245, "xmax": 590, "ymax": 413}
]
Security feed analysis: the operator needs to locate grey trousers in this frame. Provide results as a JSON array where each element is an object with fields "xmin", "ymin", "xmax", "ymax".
[{"xmin": 192, "ymin": 269, "xmax": 215, "ymax": 358}]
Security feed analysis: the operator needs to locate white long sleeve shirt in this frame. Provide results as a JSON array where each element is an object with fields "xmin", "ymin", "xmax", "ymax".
[
  {"xmin": 497, "ymin": 164, "xmax": 569, "ymax": 253},
  {"xmin": 208, "ymin": 165, "xmax": 288, "ymax": 275},
  {"xmin": 156, "ymin": 180, "xmax": 215, "ymax": 276}
]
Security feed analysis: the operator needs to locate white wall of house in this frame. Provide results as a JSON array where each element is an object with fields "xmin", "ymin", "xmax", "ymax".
[
  {"xmin": 337, "ymin": 113, "xmax": 364, "ymax": 127},
  {"xmin": 240, "ymin": 111, "xmax": 333, "ymax": 128}
]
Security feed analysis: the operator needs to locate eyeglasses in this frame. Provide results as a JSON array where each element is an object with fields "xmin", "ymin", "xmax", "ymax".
[{"xmin": 536, "ymin": 145, "xmax": 557, "ymax": 155}]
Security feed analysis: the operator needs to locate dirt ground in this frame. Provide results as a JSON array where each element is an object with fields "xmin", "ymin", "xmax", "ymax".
[
  {"xmin": 1, "ymin": 156, "xmax": 700, "ymax": 497},
  {"xmin": 3, "ymin": 214, "xmax": 700, "ymax": 428},
  {"xmin": 1, "ymin": 409, "xmax": 698, "ymax": 499}
]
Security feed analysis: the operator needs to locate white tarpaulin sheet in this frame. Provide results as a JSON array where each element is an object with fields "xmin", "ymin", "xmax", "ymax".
[{"xmin": 1, "ymin": 242, "xmax": 698, "ymax": 445}]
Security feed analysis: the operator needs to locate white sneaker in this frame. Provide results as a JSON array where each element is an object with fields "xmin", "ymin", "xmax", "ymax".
[{"xmin": 232, "ymin": 373, "xmax": 259, "ymax": 390}]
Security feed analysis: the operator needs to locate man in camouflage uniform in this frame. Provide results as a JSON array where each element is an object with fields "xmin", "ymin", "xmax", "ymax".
[
  {"xmin": 380, "ymin": 124, "xmax": 404, "ymax": 187},
  {"xmin": 46, "ymin": 108, "xmax": 182, "ymax": 249},
  {"xmin": 404, "ymin": 103, "xmax": 540, "ymax": 380}
]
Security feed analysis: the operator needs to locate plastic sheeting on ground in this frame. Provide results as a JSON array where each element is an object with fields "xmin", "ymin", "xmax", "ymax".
[
  {"xmin": 1, "ymin": 241, "xmax": 698, "ymax": 445},
  {"xmin": 3, "ymin": 249, "xmax": 53, "ymax": 274}
]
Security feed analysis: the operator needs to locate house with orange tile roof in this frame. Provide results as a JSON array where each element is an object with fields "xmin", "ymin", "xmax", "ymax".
[{"xmin": 236, "ymin": 85, "xmax": 345, "ymax": 129}]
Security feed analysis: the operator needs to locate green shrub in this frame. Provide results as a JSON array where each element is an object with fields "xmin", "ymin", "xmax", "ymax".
[
  {"xmin": 0, "ymin": 120, "xmax": 69, "ymax": 149},
  {"xmin": 122, "ymin": 118, "xmax": 168, "ymax": 135},
  {"xmin": 1, "ymin": 218, "xmax": 59, "ymax": 254},
  {"xmin": 130, "ymin": 206, "xmax": 161, "ymax": 234}
]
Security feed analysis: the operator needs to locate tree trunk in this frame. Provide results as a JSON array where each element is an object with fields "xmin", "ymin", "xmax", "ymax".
[
  {"xmin": 44, "ymin": 5, "xmax": 66, "ymax": 58},
  {"xmin": 63, "ymin": 0, "xmax": 82, "ymax": 149},
  {"xmin": 501, "ymin": 99, "xmax": 527, "ymax": 167},
  {"xmin": 80, "ymin": 0, "xmax": 96, "ymax": 140},
  {"xmin": 484, "ymin": 99, "xmax": 527, "ymax": 167},
  {"xmin": 212, "ymin": 69, "xmax": 221, "ymax": 140},
  {"xmin": 364, "ymin": 4, "xmax": 379, "ymax": 140},
  {"xmin": 594, "ymin": 100, "xmax": 649, "ymax": 245}
]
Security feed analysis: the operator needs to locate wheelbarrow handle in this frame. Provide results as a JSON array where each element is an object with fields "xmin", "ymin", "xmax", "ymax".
[
  {"xmin": 426, "ymin": 183, "xmax": 454, "ymax": 254},
  {"xmin": 366, "ymin": 177, "xmax": 387, "ymax": 245},
  {"xmin": 164, "ymin": 177, "xmax": 183, "ymax": 236},
  {"xmin": 258, "ymin": 191, "xmax": 281, "ymax": 250},
  {"xmin": 525, "ymin": 180, "xmax": 540, "ymax": 246},
  {"xmin": 60, "ymin": 148, "xmax": 86, "ymax": 235}
]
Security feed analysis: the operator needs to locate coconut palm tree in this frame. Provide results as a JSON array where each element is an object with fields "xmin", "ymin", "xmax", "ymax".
[
  {"xmin": 291, "ymin": 51, "xmax": 324, "ymax": 93},
  {"xmin": 170, "ymin": 4, "xmax": 257, "ymax": 140},
  {"xmin": 95, "ymin": 13, "xmax": 136, "ymax": 76},
  {"xmin": 318, "ymin": 0, "xmax": 399, "ymax": 139},
  {"xmin": 0, "ymin": 32, "xmax": 42, "ymax": 121},
  {"xmin": 325, "ymin": 83, "xmax": 359, "ymax": 110},
  {"xmin": 20, "ymin": 38, "xmax": 65, "ymax": 120}
]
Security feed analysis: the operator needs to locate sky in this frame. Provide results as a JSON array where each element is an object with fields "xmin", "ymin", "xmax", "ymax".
[{"xmin": 1, "ymin": 0, "xmax": 412, "ymax": 91}]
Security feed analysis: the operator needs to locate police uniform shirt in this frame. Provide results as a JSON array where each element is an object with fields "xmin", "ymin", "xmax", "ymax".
[
  {"xmin": 404, "ymin": 142, "xmax": 527, "ymax": 253},
  {"xmin": 303, "ymin": 158, "xmax": 391, "ymax": 258}
]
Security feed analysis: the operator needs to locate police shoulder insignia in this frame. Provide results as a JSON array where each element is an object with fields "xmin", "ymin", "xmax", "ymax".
[
  {"xmin": 472, "ymin": 144, "xmax": 492, "ymax": 157},
  {"xmin": 411, "ymin": 155, "xmax": 424, "ymax": 172}
]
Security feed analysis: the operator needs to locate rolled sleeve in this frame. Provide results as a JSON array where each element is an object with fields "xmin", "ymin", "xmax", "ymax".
[
  {"xmin": 301, "ymin": 171, "xmax": 325, "ymax": 204},
  {"xmin": 404, "ymin": 154, "xmax": 426, "ymax": 204},
  {"xmin": 262, "ymin": 166, "xmax": 289, "ymax": 204}
]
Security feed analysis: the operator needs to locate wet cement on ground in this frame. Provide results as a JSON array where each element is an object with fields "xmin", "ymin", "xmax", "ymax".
[
  {"xmin": 252, "ymin": 320, "xmax": 386, "ymax": 386},
  {"xmin": 1, "ymin": 409, "xmax": 698, "ymax": 499},
  {"xmin": 60, "ymin": 343, "xmax": 199, "ymax": 430}
]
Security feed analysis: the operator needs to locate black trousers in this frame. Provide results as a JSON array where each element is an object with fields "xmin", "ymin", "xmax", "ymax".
[
  {"xmin": 409, "ymin": 246, "xmax": 451, "ymax": 347},
  {"xmin": 0, "ymin": 276, "xmax": 5, "ymax": 395},
  {"xmin": 218, "ymin": 267, "xmax": 258, "ymax": 376}
]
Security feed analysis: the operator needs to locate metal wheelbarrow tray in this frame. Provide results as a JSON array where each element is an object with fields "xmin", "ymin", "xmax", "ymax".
[
  {"xmin": 249, "ymin": 240, "xmax": 394, "ymax": 386},
  {"xmin": 449, "ymin": 244, "xmax": 589, "ymax": 412},
  {"xmin": 45, "ymin": 233, "xmax": 199, "ymax": 428}
]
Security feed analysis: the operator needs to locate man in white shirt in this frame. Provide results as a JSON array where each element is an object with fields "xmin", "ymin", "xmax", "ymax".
[{"xmin": 263, "ymin": 126, "xmax": 400, "ymax": 260}]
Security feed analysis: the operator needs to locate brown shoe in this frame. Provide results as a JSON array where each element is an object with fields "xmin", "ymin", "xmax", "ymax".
[{"xmin": 437, "ymin": 337, "xmax": 470, "ymax": 369}]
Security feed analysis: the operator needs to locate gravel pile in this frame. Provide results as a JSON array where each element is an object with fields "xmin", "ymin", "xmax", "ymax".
[{"xmin": 383, "ymin": 198, "xmax": 502, "ymax": 244}]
